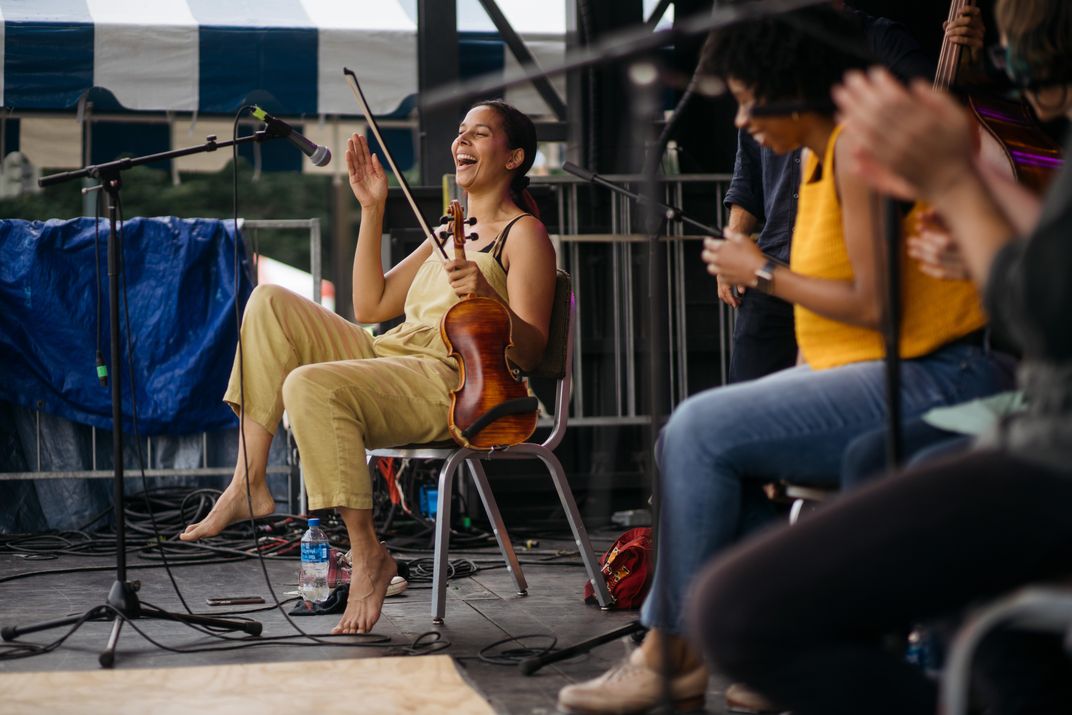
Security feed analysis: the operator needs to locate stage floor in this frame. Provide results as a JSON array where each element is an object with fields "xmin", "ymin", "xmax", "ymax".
[{"xmin": 0, "ymin": 536, "xmax": 736, "ymax": 714}]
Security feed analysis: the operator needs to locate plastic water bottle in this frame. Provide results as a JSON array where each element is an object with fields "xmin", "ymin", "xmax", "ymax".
[
  {"xmin": 905, "ymin": 625, "xmax": 941, "ymax": 678},
  {"xmin": 299, "ymin": 518, "xmax": 330, "ymax": 604}
]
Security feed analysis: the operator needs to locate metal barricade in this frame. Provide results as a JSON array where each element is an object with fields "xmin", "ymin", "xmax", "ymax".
[{"xmin": 540, "ymin": 173, "xmax": 735, "ymax": 425}]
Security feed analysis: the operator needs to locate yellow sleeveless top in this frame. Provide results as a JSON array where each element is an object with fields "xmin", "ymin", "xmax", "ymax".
[
  {"xmin": 372, "ymin": 221, "xmax": 515, "ymax": 368},
  {"xmin": 790, "ymin": 126, "xmax": 987, "ymax": 370}
]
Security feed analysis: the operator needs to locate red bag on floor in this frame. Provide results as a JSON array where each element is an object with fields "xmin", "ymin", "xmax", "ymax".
[{"xmin": 583, "ymin": 527, "xmax": 653, "ymax": 609}]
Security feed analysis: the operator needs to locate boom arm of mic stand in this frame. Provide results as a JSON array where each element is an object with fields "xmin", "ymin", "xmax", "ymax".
[
  {"xmin": 38, "ymin": 130, "xmax": 279, "ymax": 189},
  {"xmin": 419, "ymin": 0, "xmax": 830, "ymax": 110},
  {"xmin": 561, "ymin": 162, "xmax": 723, "ymax": 237}
]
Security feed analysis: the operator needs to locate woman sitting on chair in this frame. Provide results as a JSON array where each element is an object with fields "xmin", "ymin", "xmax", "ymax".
[
  {"xmin": 558, "ymin": 7, "xmax": 1013, "ymax": 714},
  {"xmin": 688, "ymin": 0, "xmax": 1072, "ymax": 712},
  {"xmin": 180, "ymin": 100, "xmax": 557, "ymax": 636}
]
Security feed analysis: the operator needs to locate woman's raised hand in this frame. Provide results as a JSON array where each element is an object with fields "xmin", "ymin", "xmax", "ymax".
[{"xmin": 346, "ymin": 133, "xmax": 388, "ymax": 209}]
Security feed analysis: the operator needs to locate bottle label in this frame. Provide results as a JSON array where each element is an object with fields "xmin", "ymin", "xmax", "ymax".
[{"xmin": 301, "ymin": 542, "xmax": 329, "ymax": 563}]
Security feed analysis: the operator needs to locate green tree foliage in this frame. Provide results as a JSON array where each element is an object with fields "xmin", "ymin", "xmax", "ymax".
[{"xmin": 0, "ymin": 160, "xmax": 336, "ymax": 279}]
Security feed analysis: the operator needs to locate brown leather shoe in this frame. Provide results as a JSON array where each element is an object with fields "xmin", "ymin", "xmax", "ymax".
[
  {"xmin": 725, "ymin": 682, "xmax": 783, "ymax": 713},
  {"xmin": 557, "ymin": 647, "xmax": 708, "ymax": 714}
]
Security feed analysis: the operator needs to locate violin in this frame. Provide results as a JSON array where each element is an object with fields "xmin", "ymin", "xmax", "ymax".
[
  {"xmin": 440, "ymin": 201, "xmax": 538, "ymax": 449},
  {"xmin": 936, "ymin": 0, "xmax": 1063, "ymax": 192},
  {"xmin": 344, "ymin": 69, "xmax": 537, "ymax": 448}
]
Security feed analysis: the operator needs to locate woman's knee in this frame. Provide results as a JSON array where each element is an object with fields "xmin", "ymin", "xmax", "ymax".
[
  {"xmin": 244, "ymin": 284, "xmax": 298, "ymax": 325},
  {"xmin": 661, "ymin": 390, "xmax": 735, "ymax": 453},
  {"xmin": 281, "ymin": 364, "xmax": 330, "ymax": 416}
]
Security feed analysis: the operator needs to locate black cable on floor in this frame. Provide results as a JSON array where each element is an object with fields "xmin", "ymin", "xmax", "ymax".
[{"xmin": 475, "ymin": 634, "xmax": 559, "ymax": 666}]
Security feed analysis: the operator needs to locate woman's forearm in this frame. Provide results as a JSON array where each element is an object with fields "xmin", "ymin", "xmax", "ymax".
[
  {"xmin": 505, "ymin": 307, "xmax": 547, "ymax": 373},
  {"xmin": 975, "ymin": 157, "xmax": 1043, "ymax": 237},
  {"xmin": 770, "ymin": 268, "xmax": 882, "ymax": 329},
  {"xmin": 351, "ymin": 204, "xmax": 387, "ymax": 322}
]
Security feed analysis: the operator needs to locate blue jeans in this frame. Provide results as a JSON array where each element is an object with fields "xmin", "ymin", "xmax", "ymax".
[
  {"xmin": 640, "ymin": 341, "xmax": 1015, "ymax": 633},
  {"xmin": 840, "ymin": 418, "xmax": 971, "ymax": 490}
]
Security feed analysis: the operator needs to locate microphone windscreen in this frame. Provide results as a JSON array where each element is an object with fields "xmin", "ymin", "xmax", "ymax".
[
  {"xmin": 561, "ymin": 161, "xmax": 596, "ymax": 182},
  {"xmin": 310, "ymin": 145, "xmax": 331, "ymax": 167}
]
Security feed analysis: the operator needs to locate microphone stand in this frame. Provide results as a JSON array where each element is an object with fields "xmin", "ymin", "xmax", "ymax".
[
  {"xmin": 1, "ymin": 128, "xmax": 283, "ymax": 667},
  {"xmin": 882, "ymin": 197, "xmax": 904, "ymax": 468}
]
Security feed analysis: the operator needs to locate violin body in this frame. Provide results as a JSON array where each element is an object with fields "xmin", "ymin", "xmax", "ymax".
[
  {"xmin": 442, "ymin": 296, "xmax": 537, "ymax": 449},
  {"xmin": 440, "ymin": 200, "xmax": 537, "ymax": 449}
]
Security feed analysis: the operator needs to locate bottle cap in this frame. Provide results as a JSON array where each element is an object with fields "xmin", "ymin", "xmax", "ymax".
[{"xmin": 307, "ymin": 517, "xmax": 320, "ymax": 528}]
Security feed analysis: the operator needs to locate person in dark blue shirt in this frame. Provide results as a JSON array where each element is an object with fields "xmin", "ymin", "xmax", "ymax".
[{"xmin": 720, "ymin": 2, "xmax": 972, "ymax": 383}]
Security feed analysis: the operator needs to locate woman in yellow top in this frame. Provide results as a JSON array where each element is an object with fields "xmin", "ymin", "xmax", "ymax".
[
  {"xmin": 180, "ymin": 100, "xmax": 557, "ymax": 636},
  {"xmin": 558, "ymin": 7, "xmax": 1014, "ymax": 715}
]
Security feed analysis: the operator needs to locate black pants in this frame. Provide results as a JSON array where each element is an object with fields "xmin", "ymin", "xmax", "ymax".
[
  {"xmin": 688, "ymin": 451, "xmax": 1072, "ymax": 715},
  {"xmin": 728, "ymin": 291, "xmax": 797, "ymax": 384}
]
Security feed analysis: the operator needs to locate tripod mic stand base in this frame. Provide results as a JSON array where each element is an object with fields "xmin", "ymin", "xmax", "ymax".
[
  {"xmin": 2, "ymin": 578, "xmax": 263, "ymax": 668},
  {"xmin": 106, "ymin": 579, "xmax": 142, "ymax": 617},
  {"xmin": 519, "ymin": 621, "xmax": 646, "ymax": 676}
]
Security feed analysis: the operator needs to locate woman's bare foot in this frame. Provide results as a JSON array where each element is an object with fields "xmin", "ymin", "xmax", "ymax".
[
  {"xmin": 332, "ymin": 544, "xmax": 397, "ymax": 634},
  {"xmin": 179, "ymin": 479, "xmax": 275, "ymax": 541}
]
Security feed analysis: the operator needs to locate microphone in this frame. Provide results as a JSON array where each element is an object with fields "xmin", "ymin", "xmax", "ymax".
[
  {"xmin": 561, "ymin": 161, "xmax": 596, "ymax": 182},
  {"xmin": 249, "ymin": 106, "xmax": 331, "ymax": 167}
]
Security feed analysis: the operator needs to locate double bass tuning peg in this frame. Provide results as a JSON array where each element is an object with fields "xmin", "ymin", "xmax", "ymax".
[
  {"xmin": 439, "ymin": 215, "xmax": 450, "ymax": 224},
  {"xmin": 438, "ymin": 230, "xmax": 450, "ymax": 241},
  {"xmin": 466, "ymin": 232, "xmax": 479, "ymax": 242},
  {"xmin": 465, "ymin": 216, "xmax": 477, "ymax": 226}
]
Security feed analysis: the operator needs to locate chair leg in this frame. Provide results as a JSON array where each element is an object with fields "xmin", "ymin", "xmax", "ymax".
[
  {"xmin": 431, "ymin": 451, "xmax": 467, "ymax": 624},
  {"xmin": 539, "ymin": 450, "xmax": 614, "ymax": 609},
  {"xmin": 940, "ymin": 587, "xmax": 1072, "ymax": 715},
  {"xmin": 466, "ymin": 460, "xmax": 527, "ymax": 595}
]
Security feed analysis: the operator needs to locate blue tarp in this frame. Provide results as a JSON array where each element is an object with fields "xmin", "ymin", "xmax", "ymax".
[{"xmin": 0, "ymin": 217, "xmax": 252, "ymax": 435}]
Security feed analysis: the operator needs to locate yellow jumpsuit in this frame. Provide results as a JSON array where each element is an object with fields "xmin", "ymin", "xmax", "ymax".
[{"xmin": 223, "ymin": 234, "xmax": 514, "ymax": 511}]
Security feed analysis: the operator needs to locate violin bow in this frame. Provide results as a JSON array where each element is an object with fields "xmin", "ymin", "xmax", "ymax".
[{"xmin": 343, "ymin": 68, "xmax": 449, "ymax": 259}]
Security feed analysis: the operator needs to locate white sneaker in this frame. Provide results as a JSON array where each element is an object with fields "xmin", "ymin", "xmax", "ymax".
[
  {"xmin": 386, "ymin": 575, "xmax": 408, "ymax": 598},
  {"xmin": 557, "ymin": 647, "xmax": 708, "ymax": 714}
]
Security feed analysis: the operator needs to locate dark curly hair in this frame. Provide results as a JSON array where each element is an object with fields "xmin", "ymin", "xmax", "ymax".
[{"xmin": 700, "ymin": 5, "xmax": 872, "ymax": 111}]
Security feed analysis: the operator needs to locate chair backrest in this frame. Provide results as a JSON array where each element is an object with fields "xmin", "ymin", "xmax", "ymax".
[
  {"xmin": 528, "ymin": 270, "xmax": 572, "ymax": 380},
  {"xmin": 524, "ymin": 270, "xmax": 573, "ymax": 450}
]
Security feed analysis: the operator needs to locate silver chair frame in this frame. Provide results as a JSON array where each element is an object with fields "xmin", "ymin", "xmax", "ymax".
[
  {"xmin": 367, "ymin": 288, "xmax": 614, "ymax": 623},
  {"xmin": 940, "ymin": 585, "xmax": 1072, "ymax": 715}
]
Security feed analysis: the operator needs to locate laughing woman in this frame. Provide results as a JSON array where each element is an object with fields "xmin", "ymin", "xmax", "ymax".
[{"xmin": 180, "ymin": 100, "xmax": 556, "ymax": 636}]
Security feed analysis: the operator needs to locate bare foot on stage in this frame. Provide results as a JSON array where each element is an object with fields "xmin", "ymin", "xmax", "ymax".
[
  {"xmin": 332, "ymin": 544, "xmax": 398, "ymax": 634},
  {"xmin": 179, "ymin": 480, "xmax": 275, "ymax": 541}
]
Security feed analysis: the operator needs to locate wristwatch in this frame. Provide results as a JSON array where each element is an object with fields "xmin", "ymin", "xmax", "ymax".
[{"xmin": 753, "ymin": 258, "xmax": 777, "ymax": 294}]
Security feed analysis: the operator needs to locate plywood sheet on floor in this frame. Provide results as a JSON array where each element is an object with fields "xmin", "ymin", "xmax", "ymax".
[{"xmin": 2, "ymin": 655, "xmax": 494, "ymax": 715}]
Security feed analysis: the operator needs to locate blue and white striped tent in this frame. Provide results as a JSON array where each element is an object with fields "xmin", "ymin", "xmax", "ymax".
[
  {"xmin": 0, "ymin": 0, "xmax": 570, "ymax": 173},
  {"xmin": 0, "ymin": 0, "xmax": 568, "ymax": 117},
  {"xmin": 0, "ymin": 0, "xmax": 425, "ymax": 116}
]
